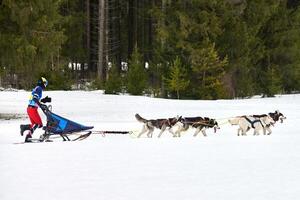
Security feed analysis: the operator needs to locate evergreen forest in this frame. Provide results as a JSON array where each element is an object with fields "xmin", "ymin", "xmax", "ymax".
[{"xmin": 1, "ymin": 0, "xmax": 300, "ymax": 99}]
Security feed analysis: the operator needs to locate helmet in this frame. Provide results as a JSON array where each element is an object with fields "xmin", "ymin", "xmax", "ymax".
[{"xmin": 38, "ymin": 77, "xmax": 48, "ymax": 88}]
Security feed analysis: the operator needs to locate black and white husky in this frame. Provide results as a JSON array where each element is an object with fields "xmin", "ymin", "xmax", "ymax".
[
  {"xmin": 259, "ymin": 110, "xmax": 286, "ymax": 124},
  {"xmin": 175, "ymin": 116, "xmax": 220, "ymax": 137},
  {"xmin": 135, "ymin": 114, "xmax": 182, "ymax": 138}
]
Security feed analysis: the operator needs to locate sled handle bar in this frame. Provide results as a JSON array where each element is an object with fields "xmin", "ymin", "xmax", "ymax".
[{"xmin": 39, "ymin": 103, "xmax": 52, "ymax": 114}]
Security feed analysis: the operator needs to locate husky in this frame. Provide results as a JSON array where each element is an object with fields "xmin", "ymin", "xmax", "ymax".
[
  {"xmin": 135, "ymin": 114, "xmax": 182, "ymax": 138},
  {"xmin": 272, "ymin": 110, "xmax": 286, "ymax": 123},
  {"xmin": 175, "ymin": 116, "xmax": 220, "ymax": 137},
  {"xmin": 251, "ymin": 110, "xmax": 286, "ymax": 124},
  {"xmin": 229, "ymin": 115, "xmax": 275, "ymax": 136}
]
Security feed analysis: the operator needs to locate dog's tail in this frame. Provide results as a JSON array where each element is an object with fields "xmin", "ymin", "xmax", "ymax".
[{"xmin": 135, "ymin": 113, "xmax": 148, "ymax": 123}]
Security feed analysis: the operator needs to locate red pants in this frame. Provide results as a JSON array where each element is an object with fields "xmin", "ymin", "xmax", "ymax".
[{"xmin": 27, "ymin": 107, "xmax": 43, "ymax": 129}]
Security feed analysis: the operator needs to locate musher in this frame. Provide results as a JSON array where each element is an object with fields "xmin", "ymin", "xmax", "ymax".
[{"xmin": 20, "ymin": 77, "xmax": 51, "ymax": 142}]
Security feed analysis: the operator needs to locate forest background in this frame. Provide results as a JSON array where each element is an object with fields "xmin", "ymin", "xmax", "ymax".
[{"xmin": 0, "ymin": 0, "xmax": 300, "ymax": 99}]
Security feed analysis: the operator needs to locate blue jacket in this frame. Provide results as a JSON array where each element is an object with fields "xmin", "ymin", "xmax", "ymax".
[{"xmin": 28, "ymin": 86, "xmax": 43, "ymax": 107}]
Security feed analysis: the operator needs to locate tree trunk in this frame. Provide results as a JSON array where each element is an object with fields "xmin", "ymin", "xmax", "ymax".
[
  {"xmin": 128, "ymin": 0, "xmax": 138, "ymax": 59},
  {"xmin": 115, "ymin": 0, "xmax": 122, "ymax": 72},
  {"xmin": 105, "ymin": 0, "xmax": 109, "ymax": 80},
  {"xmin": 86, "ymin": 0, "xmax": 91, "ymax": 71},
  {"xmin": 203, "ymin": 71, "xmax": 206, "ymax": 87},
  {"xmin": 128, "ymin": 0, "xmax": 134, "ymax": 58},
  {"xmin": 98, "ymin": 0, "xmax": 105, "ymax": 81}
]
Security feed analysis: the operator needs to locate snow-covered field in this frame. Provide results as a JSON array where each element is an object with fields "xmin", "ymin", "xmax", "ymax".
[{"xmin": 0, "ymin": 90, "xmax": 300, "ymax": 200}]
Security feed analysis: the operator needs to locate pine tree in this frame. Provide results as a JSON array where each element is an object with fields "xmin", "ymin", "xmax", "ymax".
[
  {"xmin": 191, "ymin": 42, "xmax": 228, "ymax": 99},
  {"xmin": 216, "ymin": 1, "xmax": 256, "ymax": 98},
  {"xmin": 0, "ymin": 0, "xmax": 66, "ymax": 89},
  {"xmin": 165, "ymin": 57, "xmax": 189, "ymax": 99},
  {"xmin": 105, "ymin": 61, "xmax": 122, "ymax": 94},
  {"xmin": 153, "ymin": 0, "xmax": 230, "ymax": 99},
  {"xmin": 126, "ymin": 46, "xmax": 147, "ymax": 95},
  {"xmin": 60, "ymin": 0, "xmax": 87, "ymax": 66}
]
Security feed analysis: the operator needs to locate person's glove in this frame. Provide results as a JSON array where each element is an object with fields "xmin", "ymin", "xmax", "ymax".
[{"xmin": 41, "ymin": 96, "xmax": 51, "ymax": 103}]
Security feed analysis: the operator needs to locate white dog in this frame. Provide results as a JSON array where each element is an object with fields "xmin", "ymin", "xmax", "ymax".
[{"xmin": 229, "ymin": 115, "xmax": 274, "ymax": 136}]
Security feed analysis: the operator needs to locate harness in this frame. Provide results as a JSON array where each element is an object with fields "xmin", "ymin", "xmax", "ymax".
[
  {"xmin": 244, "ymin": 116, "xmax": 264, "ymax": 128},
  {"xmin": 191, "ymin": 120, "xmax": 214, "ymax": 128}
]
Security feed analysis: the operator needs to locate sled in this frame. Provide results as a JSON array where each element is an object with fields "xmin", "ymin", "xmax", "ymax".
[{"xmin": 37, "ymin": 104, "xmax": 94, "ymax": 142}]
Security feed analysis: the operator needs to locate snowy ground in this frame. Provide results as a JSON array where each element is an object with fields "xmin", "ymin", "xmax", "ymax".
[{"xmin": 0, "ymin": 91, "xmax": 300, "ymax": 200}]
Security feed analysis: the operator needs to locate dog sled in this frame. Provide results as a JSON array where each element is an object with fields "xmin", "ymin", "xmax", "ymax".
[
  {"xmin": 28, "ymin": 103, "xmax": 94, "ymax": 142},
  {"xmin": 24, "ymin": 103, "xmax": 132, "ymax": 143}
]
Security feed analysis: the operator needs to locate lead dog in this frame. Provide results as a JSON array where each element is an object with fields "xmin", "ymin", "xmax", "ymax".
[
  {"xmin": 229, "ymin": 115, "xmax": 275, "ymax": 136},
  {"xmin": 175, "ymin": 116, "xmax": 219, "ymax": 137},
  {"xmin": 135, "ymin": 114, "xmax": 182, "ymax": 138},
  {"xmin": 228, "ymin": 110, "xmax": 285, "ymax": 136},
  {"xmin": 253, "ymin": 110, "xmax": 286, "ymax": 124}
]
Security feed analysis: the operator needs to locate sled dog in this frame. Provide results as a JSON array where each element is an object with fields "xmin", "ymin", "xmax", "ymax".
[
  {"xmin": 175, "ymin": 116, "xmax": 219, "ymax": 137},
  {"xmin": 135, "ymin": 114, "xmax": 182, "ymax": 138},
  {"xmin": 229, "ymin": 115, "xmax": 275, "ymax": 136},
  {"xmin": 253, "ymin": 110, "xmax": 286, "ymax": 124},
  {"xmin": 229, "ymin": 110, "xmax": 285, "ymax": 136}
]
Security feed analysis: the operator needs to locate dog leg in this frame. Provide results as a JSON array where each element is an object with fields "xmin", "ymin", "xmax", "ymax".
[
  {"xmin": 201, "ymin": 128, "xmax": 207, "ymax": 137},
  {"xmin": 158, "ymin": 126, "xmax": 166, "ymax": 138},
  {"xmin": 237, "ymin": 121, "xmax": 245, "ymax": 136},
  {"xmin": 173, "ymin": 123, "xmax": 182, "ymax": 137},
  {"xmin": 173, "ymin": 125, "xmax": 181, "ymax": 137},
  {"xmin": 255, "ymin": 129, "xmax": 260, "ymax": 136},
  {"xmin": 256, "ymin": 125, "xmax": 263, "ymax": 136},
  {"xmin": 243, "ymin": 126, "xmax": 249, "ymax": 136},
  {"xmin": 253, "ymin": 130, "xmax": 257, "ymax": 136},
  {"xmin": 174, "ymin": 127, "xmax": 181, "ymax": 137},
  {"xmin": 266, "ymin": 126, "xmax": 272, "ymax": 135},
  {"xmin": 168, "ymin": 128, "xmax": 176, "ymax": 137},
  {"xmin": 176, "ymin": 129, "xmax": 182, "ymax": 137},
  {"xmin": 175, "ymin": 124, "xmax": 186, "ymax": 137},
  {"xmin": 241, "ymin": 129, "xmax": 246, "ymax": 136},
  {"xmin": 193, "ymin": 128, "xmax": 201, "ymax": 137},
  {"xmin": 183, "ymin": 124, "xmax": 189, "ymax": 132},
  {"xmin": 147, "ymin": 127, "xmax": 154, "ymax": 138},
  {"xmin": 253, "ymin": 126, "xmax": 260, "ymax": 136},
  {"xmin": 253, "ymin": 129, "xmax": 256, "ymax": 136},
  {"xmin": 238, "ymin": 128, "xmax": 243, "ymax": 135},
  {"xmin": 237, "ymin": 128, "xmax": 240, "ymax": 136},
  {"xmin": 241, "ymin": 127, "xmax": 247, "ymax": 136},
  {"xmin": 174, "ymin": 130, "xmax": 179, "ymax": 137},
  {"xmin": 179, "ymin": 124, "xmax": 189, "ymax": 137},
  {"xmin": 137, "ymin": 125, "xmax": 148, "ymax": 138}
]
